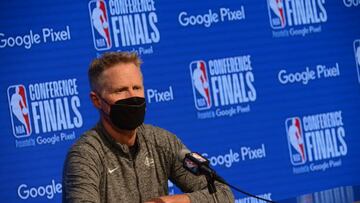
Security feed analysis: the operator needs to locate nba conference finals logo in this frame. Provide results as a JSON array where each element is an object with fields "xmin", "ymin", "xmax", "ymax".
[
  {"xmin": 266, "ymin": 0, "xmax": 327, "ymax": 37},
  {"xmin": 285, "ymin": 111, "xmax": 348, "ymax": 174},
  {"xmin": 88, "ymin": 0, "xmax": 160, "ymax": 55},
  {"xmin": 189, "ymin": 55, "xmax": 257, "ymax": 119},
  {"xmin": 7, "ymin": 79, "xmax": 83, "ymax": 148}
]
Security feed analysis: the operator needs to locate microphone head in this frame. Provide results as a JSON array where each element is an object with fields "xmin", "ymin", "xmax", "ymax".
[{"xmin": 178, "ymin": 148, "xmax": 191, "ymax": 161}]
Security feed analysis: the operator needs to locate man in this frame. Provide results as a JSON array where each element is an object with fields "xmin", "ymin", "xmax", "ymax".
[{"xmin": 62, "ymin": 52, "xmax": 234, "ymax": 203}]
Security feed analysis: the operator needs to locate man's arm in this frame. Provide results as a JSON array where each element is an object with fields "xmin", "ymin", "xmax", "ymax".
[
  {"xmin": 62, "ymin": 145, "xmax": 102, "ymax": 203},
  {"xmin": 170, "ymin": 168, "xmax": 234, "ymax": 203},
  {"xmin": 147, "ymin": 126, "xmax": 234, "ymax": 203},
  {"xmin": 166, "ymin": 133, "xmax": 234, "ymax": 202},
  {"xmin": 145, "ymin": 194, "xmax": 190, "ymax": 203}
]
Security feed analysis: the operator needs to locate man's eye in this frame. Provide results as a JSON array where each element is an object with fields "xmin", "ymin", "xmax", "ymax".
[{"xmin": 115, "ymin": 89, "xmax": 126, "ymax": 93}]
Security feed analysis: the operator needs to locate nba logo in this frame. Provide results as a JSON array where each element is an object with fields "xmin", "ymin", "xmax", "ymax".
[
  {"xmin": 88, "ymin": 0, "xmax": 112, "ymax": 50},
  {"xmin": 285, "ymin": 117, "xmax": 306, "ymax": 165},
  {"xmin": 267, "ymin": 0, "xmax": 286, "ymax": 29},
  {"xmin": 353, "ymin": 39, "xmax": 360, "ymax": 83},
  {"xmin": 7, "ymin": 85, "xmax": 32, "ymax": 138},
  {"xmin": 190, "ymin": 60, "xmax": 212, "ymax": 110}
]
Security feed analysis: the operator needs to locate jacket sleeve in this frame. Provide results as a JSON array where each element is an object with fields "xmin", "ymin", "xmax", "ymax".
[
  {"xmin": 165, "ymin": 132, "xmax": 234, "ymax": 203},
  {"xmin": 62, "ymin": 141, "xmax": 102, "ymax": 203}
]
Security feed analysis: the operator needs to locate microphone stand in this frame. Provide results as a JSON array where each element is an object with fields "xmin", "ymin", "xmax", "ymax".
[
  {"xmin": 205, "ymin": 172, "xmax": 219, "ymax": 203},
  {"xmin": 180, "ymin": 150, "xmax": 275, "ymax": 203},
  {"xmin": 204, "ymin": 168, "xmax": 275, "ymax": 203}
]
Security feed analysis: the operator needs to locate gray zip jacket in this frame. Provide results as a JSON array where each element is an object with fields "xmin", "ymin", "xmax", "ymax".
[{"xmin": 62, "ymin": 122, "xmax": 234, "ymax": 203}]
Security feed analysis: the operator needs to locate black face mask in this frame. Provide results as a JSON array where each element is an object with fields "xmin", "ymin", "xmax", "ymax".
[{"xmin": 101, "ymin": 96, "xmax": 146, "ymax": 130}]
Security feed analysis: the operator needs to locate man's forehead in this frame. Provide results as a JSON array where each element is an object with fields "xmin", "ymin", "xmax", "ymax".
[
  {"xmin": 97, "ymin": 66, "xmax": 143, "ymax": 89},
  {"xmin": 103, "ymin": 62, "xmax": 141, "ymax": 75}
]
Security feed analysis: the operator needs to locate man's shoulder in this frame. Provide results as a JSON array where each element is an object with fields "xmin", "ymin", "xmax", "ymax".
[
  {"xmin": 68, "ymin": 127, "xmax": 106, "ymax": 155},
  {"xmin": 141, "ymin": 124, "xmax": 176, "ymax": 140},
  {"xmin": 141, "ymin": 124, "xmax": 184, "ymax": 151},
  {"xmin": 63, "ymin": 127, "xmax": 106, "ymax": 183}
]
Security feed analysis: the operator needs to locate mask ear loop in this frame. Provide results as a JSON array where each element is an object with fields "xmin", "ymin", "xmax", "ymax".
[
  {"xmin": 95, "ymin": 92, "xmax": 112, "ymax": 119},
  {"xmin": 95, "ymin": 92, "xmax": 111, "ymax": 106}
]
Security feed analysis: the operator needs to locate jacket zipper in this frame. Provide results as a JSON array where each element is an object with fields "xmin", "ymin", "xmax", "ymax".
[{"xmin": 130, "ymin": 153, "xmax": 142, "ymax": 203}]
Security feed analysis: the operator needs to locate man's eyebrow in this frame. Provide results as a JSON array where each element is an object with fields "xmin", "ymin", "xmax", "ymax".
[{"xmin": 111, "ymin": 86, "xmax": 128, "ymax": 92}]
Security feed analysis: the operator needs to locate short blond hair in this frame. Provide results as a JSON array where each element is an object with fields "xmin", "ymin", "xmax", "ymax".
[{"xmin": 88, "ymin": 52, "xmax": 142, "ymax": 92}]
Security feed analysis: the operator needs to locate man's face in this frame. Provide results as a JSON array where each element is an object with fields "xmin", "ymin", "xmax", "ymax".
[{"xmin": 96, "ymin": 62, "xmax": 144, "ymax": 114}]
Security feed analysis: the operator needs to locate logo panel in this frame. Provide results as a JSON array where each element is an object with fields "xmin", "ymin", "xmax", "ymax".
[
  {"xmin": 354, "ymin": 39, "xmax": 360, "ymax": 83},
  {"xmin": 190, "ymin": 61, "xmax": 212, "ymax": 110},
  {"xmin": 7, "ymin": 79, "xmax": 84, "ymax": 148},
  {"xmin": 87, "ymin": 0, "xmax": 160, "ymax": 55},
  {"xmin": 7, "ymin": 85, "xmax": 32, "ymax": 138},
  {"xmin": 88, "ymin": 0, "xmax": 112, "ymax": 51},
  {"xmin": 189, "ymin": 55, "xmax": 257, "ymax": 119},
  {"xmin": 267, "ymin": 0, "xmax": 286, "ymax": 29},
  {"xmin": 267, "ymin": 0, "xmax": 327, "ymax": 37},
  {"xmin": 285, "ymin": 111, "xmax": 348, "ymax": 174},
  {"xmin": 285, "ymin": 117, "xmax": 306, "ymax": 165}
]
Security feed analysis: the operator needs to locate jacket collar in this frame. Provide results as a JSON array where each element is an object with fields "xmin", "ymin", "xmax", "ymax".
[{"xmin": 96, "ymin": 121, "xmax": 145, "ymax": 157}]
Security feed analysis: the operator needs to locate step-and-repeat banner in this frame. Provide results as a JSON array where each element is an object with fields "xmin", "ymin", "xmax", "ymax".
[{"xmin": 1, "ymin": 0, "xmax": 360, "ymax": 202}]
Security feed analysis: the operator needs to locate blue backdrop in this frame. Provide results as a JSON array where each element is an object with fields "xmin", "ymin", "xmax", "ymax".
[{"xmin": 1, "ymin": 0, "xmax": 360, "ymax": 202}]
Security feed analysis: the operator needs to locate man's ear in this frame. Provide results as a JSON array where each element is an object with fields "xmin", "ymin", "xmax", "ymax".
[{"xmin": 90, "ymin": 91, "xmax": 101, "ymax": 109}]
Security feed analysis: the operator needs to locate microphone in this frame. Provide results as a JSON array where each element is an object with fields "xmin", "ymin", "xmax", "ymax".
[
  {"xmin": 178, "ymin": 149, "xmax": 225, "ymax": 182},
  {"xmin": 178, "ymin": 149, "xmax": 276, "ymax": 203}
]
